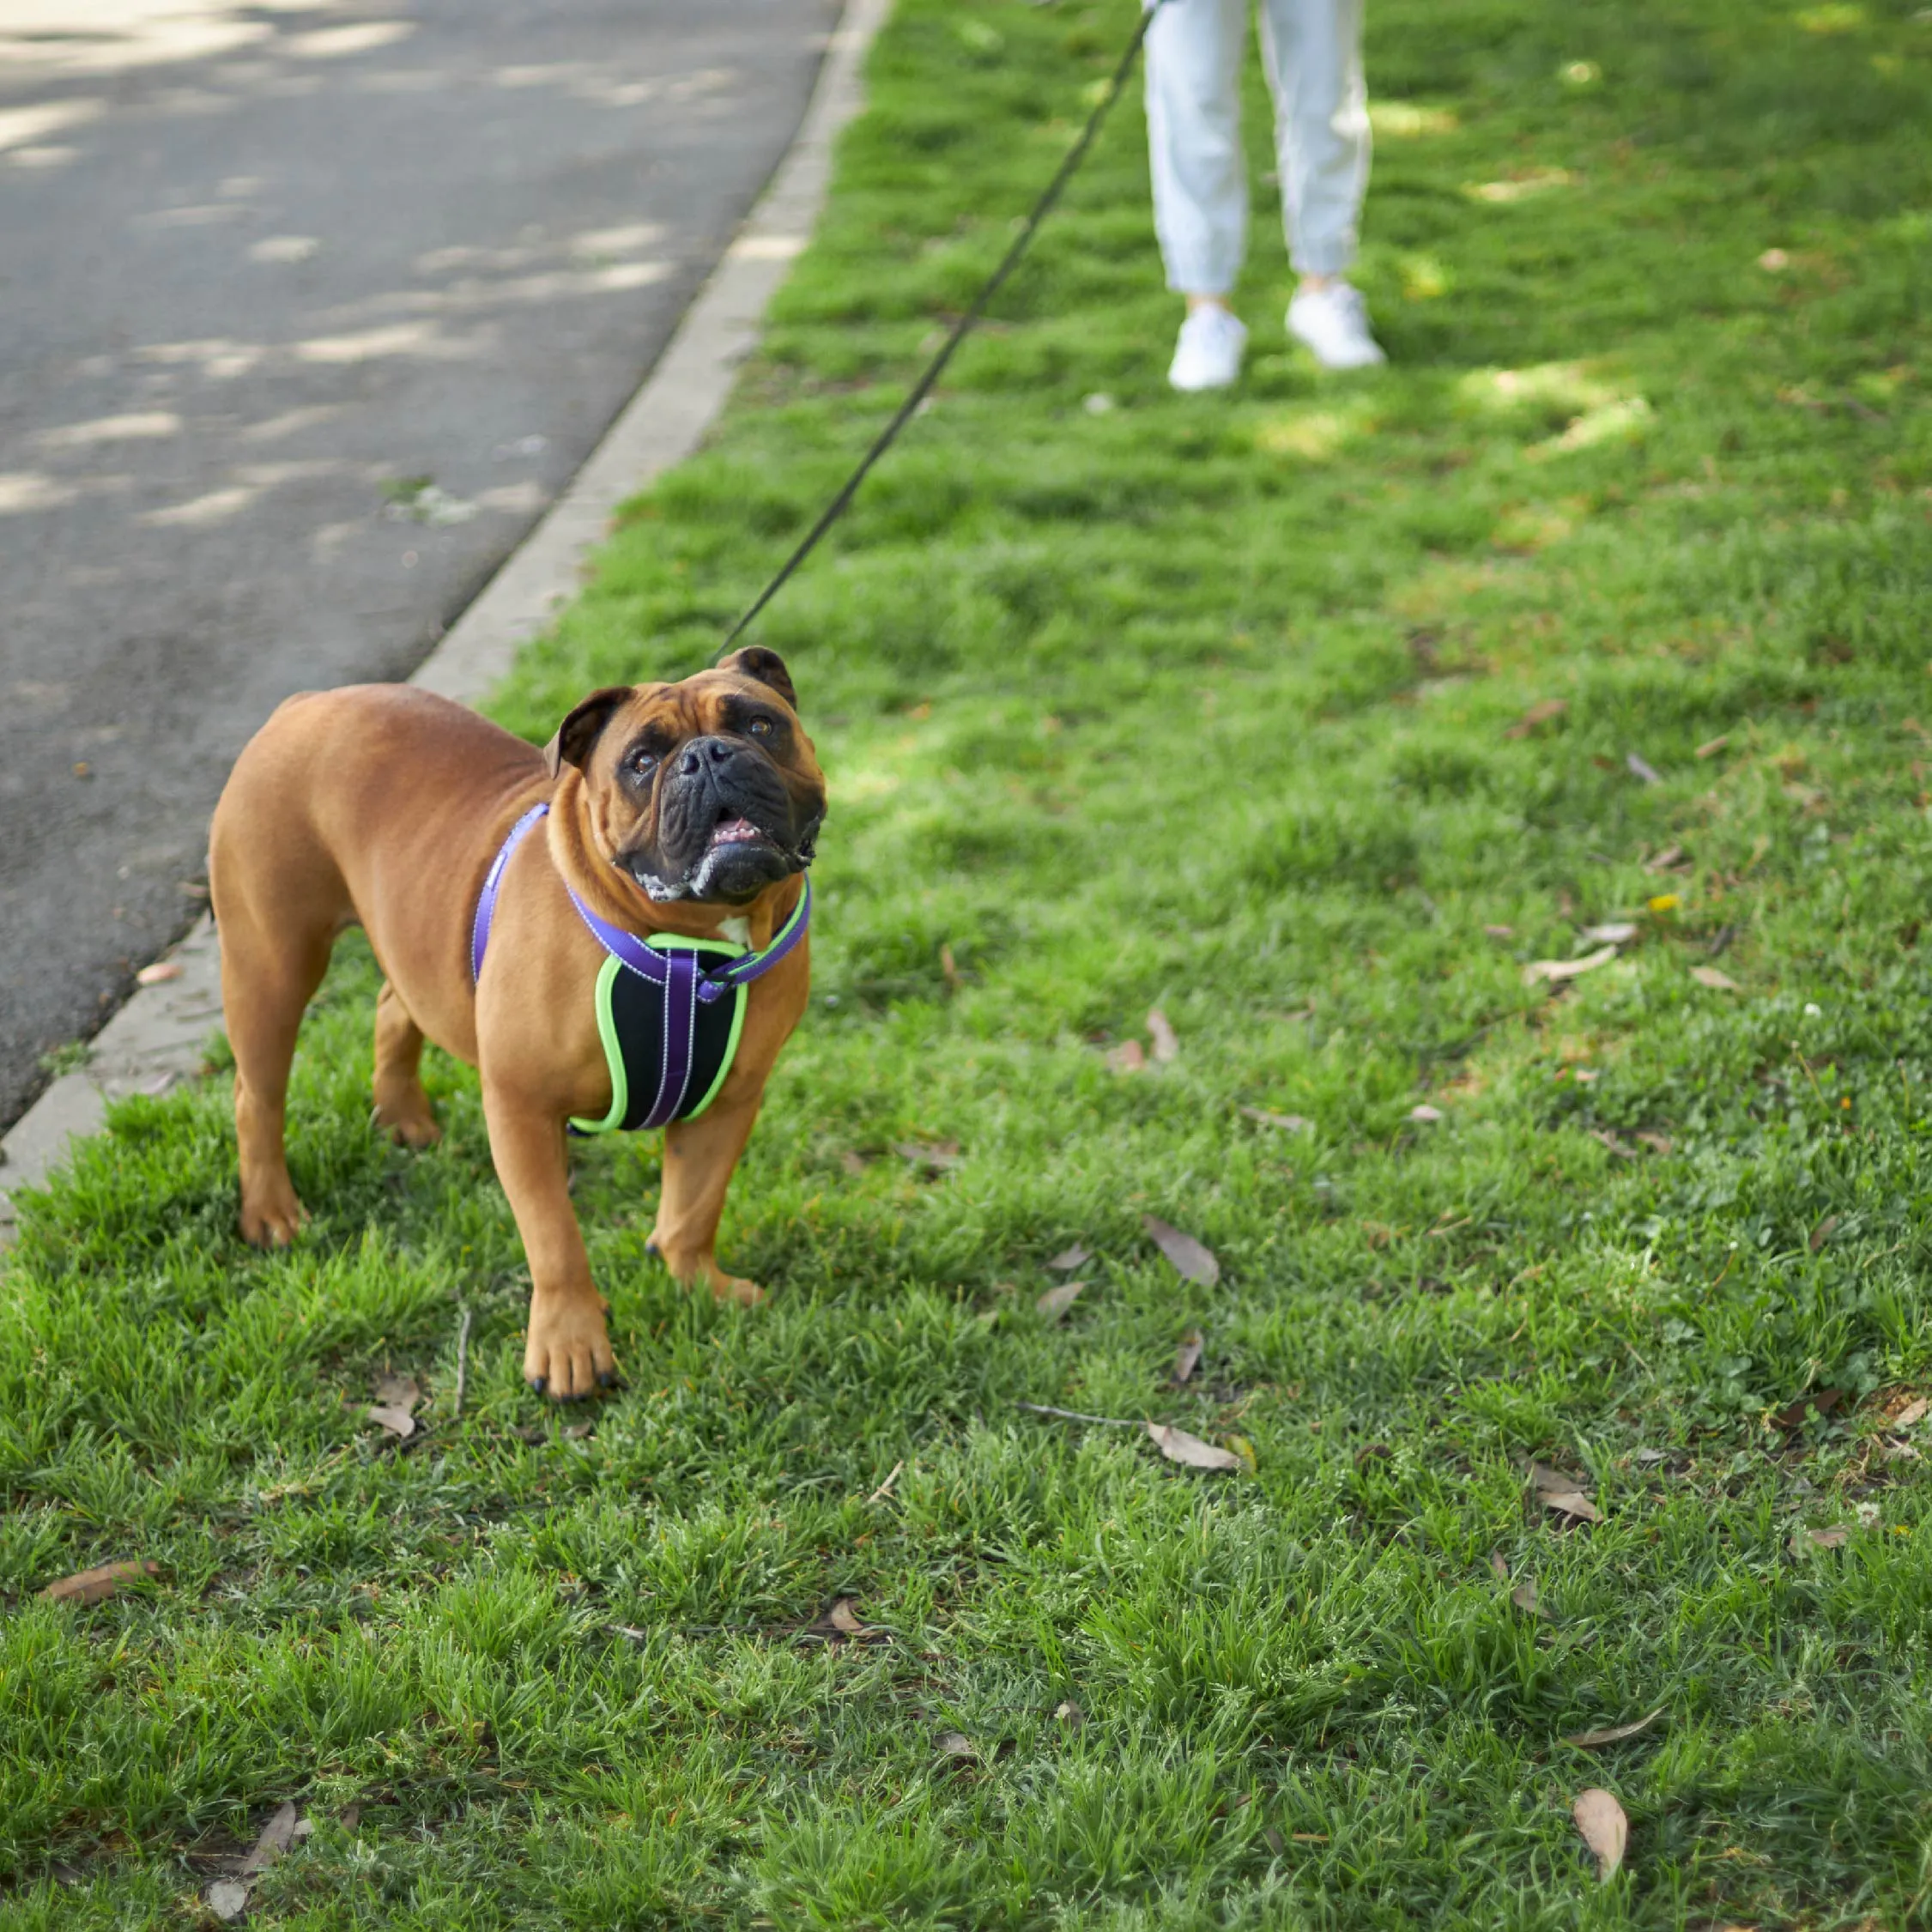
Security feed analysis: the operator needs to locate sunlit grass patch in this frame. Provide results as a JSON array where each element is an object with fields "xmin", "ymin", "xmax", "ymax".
[{"xmin": 6, "ymin": 0, "xmax": 1932, "ymax": 1923}]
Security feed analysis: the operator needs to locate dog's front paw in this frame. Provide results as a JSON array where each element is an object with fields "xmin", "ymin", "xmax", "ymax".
[
  {"xmin": 239, "ymin": 1188, "xmax": 306, "ymax": 1249},
  {"xmin": 647, "ymin": 1238, "xmax": 765, "ymax": 1307},
  {"xmin": 524, "ymin": 1291, "xmax": 619, "ymax": 1401},
  {"xmin": 708, "ymin": 1269, "xmax": 766, "ymax": 1307}
]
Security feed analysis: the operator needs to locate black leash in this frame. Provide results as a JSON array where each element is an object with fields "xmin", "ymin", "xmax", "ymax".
[{"xmin": 724, "ymin": 0, "xmax": 1166, "ymax": 647}]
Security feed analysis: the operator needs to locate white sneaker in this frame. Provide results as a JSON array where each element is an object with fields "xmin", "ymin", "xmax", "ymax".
[
  {"xmin": 1287, "ymin": 282, "xmax": 1386, "ymax": 370},
  {"xmin": 1167, "ymin": 306, "xmax": 1247, "ymax": 391}
]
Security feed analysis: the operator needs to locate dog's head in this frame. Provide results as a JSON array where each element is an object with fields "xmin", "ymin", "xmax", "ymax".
[{"xmin": 545, "ymin": 647, "xmax": 826, "ymax": 905}]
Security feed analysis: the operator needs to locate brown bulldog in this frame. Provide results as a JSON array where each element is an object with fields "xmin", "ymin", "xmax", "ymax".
[{"xmin": 208, "ymin": 647, "xmax": 826, "ymax": 1399}]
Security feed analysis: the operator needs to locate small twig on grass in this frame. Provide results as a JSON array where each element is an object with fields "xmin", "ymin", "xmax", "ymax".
[
  {"xmin": 453, "ymin": 1305, "xmax": 472, "ymax": 1420},
  {"xmin": 1791, "ymin": 1046, "xmax": 1827, "ymax": 1108},
  {"xmin": 866, "ymin": 1459, "xmax": 905, "ymax": 1505},
  {"xmin": 1017, "ymin": 1402, "xmax": 1139, "ymax": 1427}
]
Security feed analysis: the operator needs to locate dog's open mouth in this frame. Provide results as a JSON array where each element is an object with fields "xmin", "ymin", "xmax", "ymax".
[{"xmin": 629, "ymin": 808, "xmax": 809, "ymax": 903}]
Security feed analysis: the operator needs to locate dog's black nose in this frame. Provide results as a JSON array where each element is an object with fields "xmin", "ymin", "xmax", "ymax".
[{"xmin": 677, "ymin": 736, "xmax": 739, "ymax": 778}]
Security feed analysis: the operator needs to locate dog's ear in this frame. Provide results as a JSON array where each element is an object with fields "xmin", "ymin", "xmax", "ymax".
[
  {"xmin": 718, "ymin": 645, "xmax": 799, "ymax": 715},
  {"xmin": 544, "ymin": 687, "xmax": 632, "ymax": 779}
]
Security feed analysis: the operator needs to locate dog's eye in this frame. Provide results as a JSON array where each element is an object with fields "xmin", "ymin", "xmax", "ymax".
[
  {"xmin": 748, "ymin": 718, "xmax": 772, "ymax": 738},
  {"xmin": 627, "ymin": 749, "xmax": 657, "ymax": 777}
]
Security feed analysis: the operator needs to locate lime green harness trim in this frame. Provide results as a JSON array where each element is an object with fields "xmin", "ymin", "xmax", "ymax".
[{"xmin": 568, "ymin": 936, "xmax": 749, "ymax": 1136}]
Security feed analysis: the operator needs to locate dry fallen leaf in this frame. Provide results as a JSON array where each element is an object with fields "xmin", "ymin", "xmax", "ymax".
[
  {"xmin": 207, "ymin": 1879, "xmax": 251, "ymax": 1923},
  {"xmin": 372, "ymin": 1372, "xmax": 420, "ymax": 1412},
  {"xmin": 1488, "ymin": 1549, "xmax": 1511, "ymax": 1582},
  {"xmin": 366, "ymin": 1404, "xmax": 416, "ymax": 1439},
  {"xmin": 1690, "ymin": 966, "xmax": 1741, "ymax": 991},
  {"xmin": 1530, "ymin": 1463, "xmax": 1602, "ymax": 1524},
  {"xmin": 243, "ymin": 1802, "xmax": 300, "ymax": 1874},
  {"xmin": 1036, "ymin": 1281, "xmax": 1086, "ymax": 1322},
  {"xmin": 1505, "ymin": 697, "xmax": 1568, "ymax": 739},
  {"xmin": 40, "ymin": 1559, "xmax": 159, "ymax": 1606},
  {"xmin": 561, "ymin": 1421, "xmax": 595, "ymax": 1441},
  {"xmin": 1694, "ymin": 735, "xmax": 1729, "ymax": 760},
  {"xmin": 893, "ymin": 1139, "xmax": 962, "ymax": 1172},
  {"xmin": 1565, "ymin": 1709, "xmax": 1663, "ymax": 1749},
  {"xmin": 1572, "ymin": 1788, "xmax": 1628, "ymax": 1882},
  {"xmin": 1146, "ymin": 1421, "xmax": 1245, "ymax": 1472},
  {"xmin": 1172, "ymin": 1328, "xmax": 1204, "ymax": 1386},
  {"xmin": 1772, "ymin": 1386, "xmax": 1844, "ymax": 1430},
  {"xmin": 1634, "ymin": 1132, "xmax": 1674, "ymax": 1155},
  {"xmin": 827, "ymin": 1597, "xmax": 867, "ymax": 1634},
  {"xmin": 1148, "ymin": 1007, "xmax": 1179, "ymax": 1063},
  {"xmin": 1047, "ymin": 1242, "xmax": 1092, "ymax": 1272},
  {"xmin": 1240, "ymin": 1106, "xmax": 1309, "ymax": 1132},
  {"xmin": 1106, "ymin": 1039, "xmax": 1147, "ymax": 1074},
  {"xmin": 1792, "ymin": 1525, "xmax": 1850, "ymax": 1553},
  {"xmin": 1484, "ymin": 923, "xmax": 1516, "ymax": 939},
  {"xmin": 1523, "ymin": 944, "xmax": 1619, "ymax": 987},
  {"xmin": 1529, "ymin": 1461, "xmax": 1586, "ymax": 1493},
  {"xmin": 1590, "ymin": 1129, "xmax": 1638, "ymax": 1160},
  {"xmin": 136, "ymin": 960, "xmax": 184, "ymax": 986},
  {"xmin": 1142, "ymin": 1215, "xmax": 1220, "ymax": 1286},
  {"xmin": 1808, "ymin": 1214, "xmax": 1839, "ymax": 1252},
  {"xmin": 1512, "ymin": 1578, "xmax": 1547, "ymax": 1618},
  {"xmin": 1893, "ymin": 1396, "xmax": 1929, "ymax": 1430},
  {"xmin": 1542, "ymin": 1489, "xmax": 1602, "ymax": 1525},
  {"xmin": 1579, "ymin": 921, "xmax": 1638, "ymax": 946},
  {"xmin": 1054, "ymin": 1699, "xmax": 1084, "ymax": 1731},
  {"xmin": 839, "ymin": 1150, "xmax": 872, "ymax": 1178},
  {"xmin": 1644, "ymin": 843, "xmax": 1686, "ymax": 872},
  {"xmin": 936, "ymin": 1730, "xmax": 976, "ymax": 1760},
  {"xmin": 1409, "ymin": 1103, "xmax": 1444, "ymax": 1124},
  {"xmin": 1626, "ymin": 752, "xmax": 1663, "ymax": 785}
]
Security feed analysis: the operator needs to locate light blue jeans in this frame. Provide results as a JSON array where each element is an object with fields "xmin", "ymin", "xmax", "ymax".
[{"xmin": 1144, "ymin": 0, "xmax": 1370, "ymax": 291}]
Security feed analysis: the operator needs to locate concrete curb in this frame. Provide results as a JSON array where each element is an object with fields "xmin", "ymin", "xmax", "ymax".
[{"xmin": 0, "ymin": 0, "xmax": 890, "ymax": 1248}]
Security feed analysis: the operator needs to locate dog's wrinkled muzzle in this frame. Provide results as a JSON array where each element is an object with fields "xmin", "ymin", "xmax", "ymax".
[{"xmin": 628, "ymin": 736, "xmax": 809, "ymax": 903}]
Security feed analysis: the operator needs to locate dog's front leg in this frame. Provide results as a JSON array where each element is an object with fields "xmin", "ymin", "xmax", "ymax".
[
  {"xmin": 481, "ymin": 1083, "xmax": 618, "ymax": 1399},
  {"xmin": 650, "ymin": 1082, "xmax": 768, "ymax": 1306}
]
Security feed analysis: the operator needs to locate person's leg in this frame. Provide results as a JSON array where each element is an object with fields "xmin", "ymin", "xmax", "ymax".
[
  {"xmin": 1145, "ymin": 0, "xmax": 1250, "ymax": 298},
  {"xmin": 1145, "ymin": 0, "xmax": 1252, "ymax": 387},
  {"xmin": 1259, "ymin": 0, "xmax": 1369, "ymax": 280},
  {"xmin": 1260, "ymin": 0, "xmax": 1384, "ymax": 366}
]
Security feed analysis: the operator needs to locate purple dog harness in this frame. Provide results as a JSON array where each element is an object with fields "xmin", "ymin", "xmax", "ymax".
[{"xmin": 469, "ymin": 802, "xmax": 811, "ymax": 1132}]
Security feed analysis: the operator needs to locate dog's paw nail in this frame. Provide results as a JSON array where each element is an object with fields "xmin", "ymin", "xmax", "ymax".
[
  {"xmin": 597, "ymin": 1369, "xmax": 617, "ymax": 1388},
  {"xmin": 645, "ymin": 1239, "xmax": 660, "ymax": 1258},
  {"xmin": 527, "ymin": 1376, "xmax": 547, "ymax": 1396}
]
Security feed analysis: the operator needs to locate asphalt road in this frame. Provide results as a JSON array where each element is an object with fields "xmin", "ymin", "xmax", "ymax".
[{"xmin": 0, "ymin": 0, "xmax": 837, "ymax": 1134}]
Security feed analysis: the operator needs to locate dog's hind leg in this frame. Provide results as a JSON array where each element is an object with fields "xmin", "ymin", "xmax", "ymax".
[
  {"xmin": 216, "ymin": 908, "xmax": 333, "ymax": 1248},
  {"xmin": 209, "ymin": 743, "xmax": 343, "ymax": 1250},
  {"xmin": 372, "ymin": 980, "xmax": 441, "ymax": 1148}
]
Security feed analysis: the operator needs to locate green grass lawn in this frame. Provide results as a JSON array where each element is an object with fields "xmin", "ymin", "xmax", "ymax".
[{"xmin": 8, "ymin": 0, "xmax": 1932, "ymax": 1923}]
